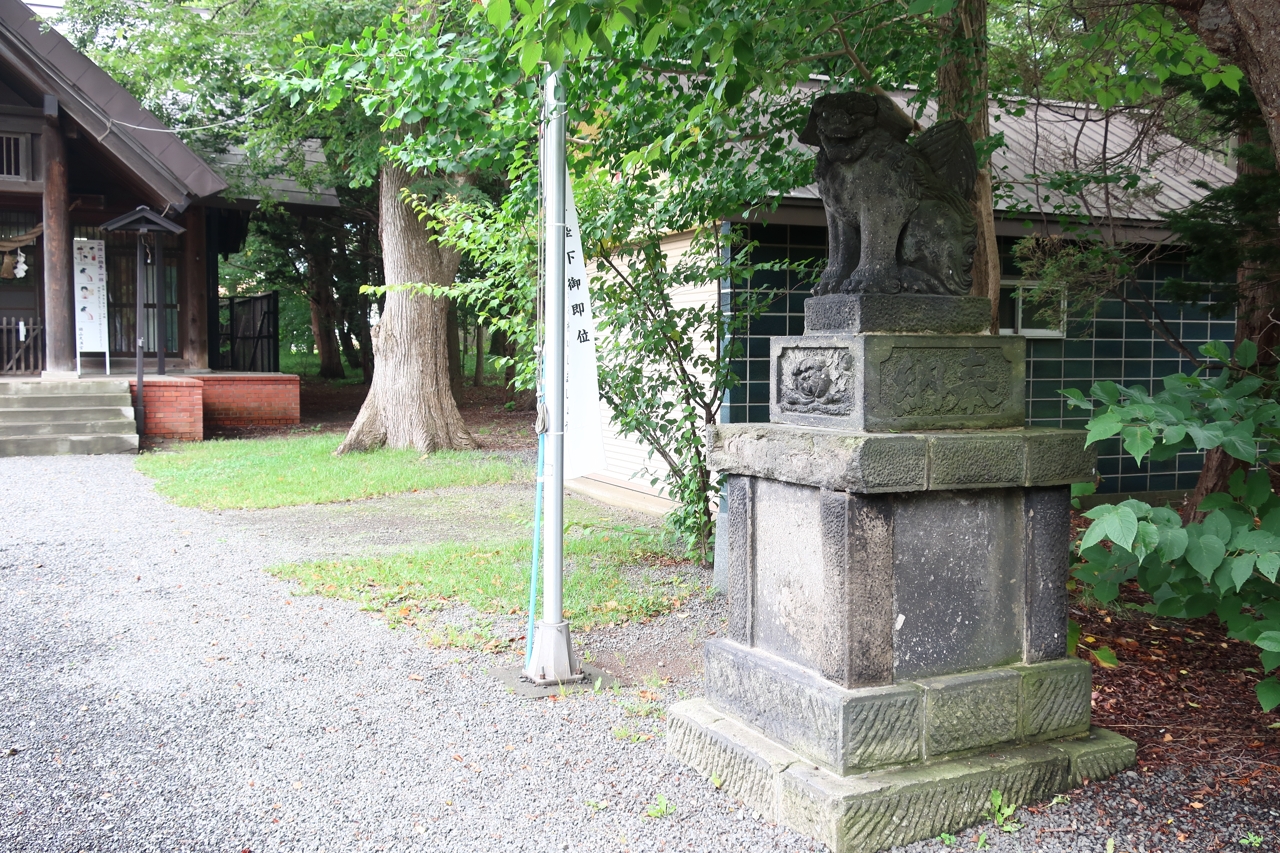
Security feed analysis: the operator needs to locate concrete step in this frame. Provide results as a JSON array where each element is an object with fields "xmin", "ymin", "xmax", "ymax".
[
  {"xmin": 0, "ymin": 393, "xmax": 134, "ymax": 409},
  {"xmin": 0, "ymin": 379, "xmax": 131, "ymax": 396},
  {"xmin": 0, "ymin": 418, "xmax": 138, "ymax": 437},
  {"xmin": 0, "ymin": 433, "xmax": 139, "ymax": 457},
  {"xmin": 0, "ymin": 406, "xmax": 133, "ymax": 425}
]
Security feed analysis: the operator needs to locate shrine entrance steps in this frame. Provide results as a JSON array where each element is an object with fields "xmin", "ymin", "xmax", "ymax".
[{"xmin": 0, "ymin": 378, "xmax": 138, "ymax": 456}]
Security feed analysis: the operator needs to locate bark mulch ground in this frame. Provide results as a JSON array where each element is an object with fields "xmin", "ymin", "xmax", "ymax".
[{"xmin": 1075, "ymin": 588, "xmax": 1280, "ymax": 776}]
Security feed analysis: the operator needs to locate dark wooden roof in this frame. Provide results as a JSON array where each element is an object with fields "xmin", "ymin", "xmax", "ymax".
[{"xmin": 0, "ymin": 0, "xmax": 227, "ymax": 212}]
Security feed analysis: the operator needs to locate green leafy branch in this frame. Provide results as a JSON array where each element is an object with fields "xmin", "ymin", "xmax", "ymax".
[{"xmin": 1065, "ymin": 341, "xmax": 1280, "ymax": 711}]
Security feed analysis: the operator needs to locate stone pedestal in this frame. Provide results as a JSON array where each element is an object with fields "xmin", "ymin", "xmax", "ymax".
[{"xmin": 669, "ymin": 294, "xmax": 1134, "ymax": 853}]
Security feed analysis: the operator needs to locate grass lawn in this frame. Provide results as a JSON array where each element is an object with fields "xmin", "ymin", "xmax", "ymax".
[
  {"xmin": 136, "ymin": 433, "xmax": 529, "ymax": 509},
  {"xmin": 272, "ymin": 525, "xmax": 694, "ymax": 634}
]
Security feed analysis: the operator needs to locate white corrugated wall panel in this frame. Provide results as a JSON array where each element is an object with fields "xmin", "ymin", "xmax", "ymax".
[{"xmin": 590, "ymin": 230, "xmax": 721, "ymax": 497}]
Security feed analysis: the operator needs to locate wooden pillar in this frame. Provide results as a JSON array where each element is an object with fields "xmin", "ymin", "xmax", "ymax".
[
  {"xmin": 41, "ymin": 96, "xmax": 74, "ymax": 375},
  {"xmin": 183, "ymin": 206, "xmax": 208, "ymax": 370}
]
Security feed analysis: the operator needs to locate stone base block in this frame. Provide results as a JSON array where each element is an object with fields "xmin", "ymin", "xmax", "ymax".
[
  {"xmin": 709, "ymin": 423, "xmax": 1095, "ymax": 493},
  {"xmin": 770, "ymin": 333, "xmax": 1025, "ymax": 432},
  {"xmin": 705, "ymin": 640, "xmax": 1092, "ymax": 775},
  {"xmin": 668, "ymin": 698, "xmax": 1135, "ymax": 853},
  {"xmin": 803, "ymin": 294, "xmax": 992, "ymax": 336}
]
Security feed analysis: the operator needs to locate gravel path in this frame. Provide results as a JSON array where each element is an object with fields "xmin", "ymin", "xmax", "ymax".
[
  {"xmin": 2, "ymin": 456, "xmax": 1276, "ymax": 853},
  {"xmin": 0, "ymin": 456, "xmax": 817, "ymax": 853}
]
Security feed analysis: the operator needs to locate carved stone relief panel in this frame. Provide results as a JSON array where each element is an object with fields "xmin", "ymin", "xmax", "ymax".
[{"xmin": 777, "ymin": 347, "xmax": 855, "ymax": 415}]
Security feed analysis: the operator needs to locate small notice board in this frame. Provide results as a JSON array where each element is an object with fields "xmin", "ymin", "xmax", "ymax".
[{"xmin": 74, "ymin": 239, "xmax": 109, "ymax": 372}]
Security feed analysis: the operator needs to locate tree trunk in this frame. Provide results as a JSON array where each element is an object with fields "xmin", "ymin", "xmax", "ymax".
[
  {"xmin": 936, "ymin": 0, "xmax": 1001, "ymax": 332},
  {"xmin": 336, "ymin": 163, "xmax": 476, "ymax": 454},
  {"xmin": 446, "ymin": 300, "xmax": 463, "ymax": 403},
  {"xmin": 1180, "ymin": 112, "xmax": 1279, "ymax": 517},
  {"xmin": 1167, "ymin": 0, "xmax": 1280, "ymax": 171},
  {"xmin": 1182, "ymin": 448, "xmax": 1247, "ymax": 522},
  {"xmin": 358, "ymin": 292, "xmax": 375, "ymax": 384},
  {"xmin": 304, "ymin": 234, "xmax": 346, "ymax": 380},
  {"xmin": 488, "ymin": 327, "xmax": 507, "ymax": 357},
  {"xmin": 337, "ymin": 319, "xmax": 360, "ymax": 370},
  {"xmin": 473, "ymin": 322, "xmax": 485, "ymax": 387}
]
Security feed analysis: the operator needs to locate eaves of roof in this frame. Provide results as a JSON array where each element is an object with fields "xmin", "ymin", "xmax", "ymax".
[{"xmin": 0, "ymin": 0, "xmax": 227, "ymax": 212}]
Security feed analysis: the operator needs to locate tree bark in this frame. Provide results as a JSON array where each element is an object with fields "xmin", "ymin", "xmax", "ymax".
[
  {"xmin": 472, "ymin": 322, "xmax": 485, "ymax": 387},
  {"xmin": 1166, "ymin": 0, "xmax": 1280, "ymax": 171},
  {"xmin": 299, "ymin": 218, "xmax": 345, "ymax": 379},
  {"xmin": 446, "ymin": 300, "xmax": 463, "ymax": 402},
  {"xmin": 358, "ymin": 292, "xmax": 375, "ymax": 384},
  {"xmin": 1180, "ymin": 109, "xmax": 1278, "ymax": 518},
  {"xmin": 937, "ymin": 0, "xmax": 1001, "ymax": 333},
  {"xmin": 336, "ymin": 163, "xmax": 476, "ymax": 454},
  {"xmin": 304, "ymin": 234, "xmax": 346, "ymax": 380}
]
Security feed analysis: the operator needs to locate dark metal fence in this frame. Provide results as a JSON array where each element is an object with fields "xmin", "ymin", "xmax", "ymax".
[
  {"xmin": 215, "ymin": 292, "xmax": 279, "ymax": 372},
  {"xmin": 0, "ymin": 317, "xmax": 43, "ymax": 374}
]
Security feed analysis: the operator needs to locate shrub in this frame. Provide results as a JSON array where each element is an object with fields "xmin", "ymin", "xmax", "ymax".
[{"xmin": 1067, "ymin": 340, "xmax": 1280, "ymax": 711}]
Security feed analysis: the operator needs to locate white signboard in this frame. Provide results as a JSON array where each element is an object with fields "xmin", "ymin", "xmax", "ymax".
[
  {"xmin": 559, "ymin": 175, "xmax": 606, "ymax": 481},
  {"xmin": 74, "ymin": 239, "xmax": 108, "ymax": 353}
]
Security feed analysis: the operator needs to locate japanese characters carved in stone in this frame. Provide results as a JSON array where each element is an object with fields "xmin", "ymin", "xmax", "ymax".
[
  {"xmin": 799, "ymin": 92, "xmax": 979, "ymax": 297},
  {"xmin": 879, "ymin": 345, "xmax": 1012, "ymax": 416}
]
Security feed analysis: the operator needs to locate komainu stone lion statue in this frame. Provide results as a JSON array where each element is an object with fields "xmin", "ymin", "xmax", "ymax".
[{"xmin": 799, "ymin": 92, "xmax": 979, "ymax": 297}]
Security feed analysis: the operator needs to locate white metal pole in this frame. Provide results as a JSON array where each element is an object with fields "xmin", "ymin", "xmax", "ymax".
[
  {"xmin": 524, "ymin": 69, "xmax": 583, "ymax": 685},
  {"xmin": 543, "ymin": 69, "xmax": 566, "ymax": 628}
]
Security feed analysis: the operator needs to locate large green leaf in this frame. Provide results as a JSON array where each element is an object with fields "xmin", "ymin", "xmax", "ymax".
[
  {"xmin": 1257, "ymin": 552, "xmax": 1280, "ymax": 583},
  {"xmin": 1256, "ymin": 631, "xmax": 1280, "ymax": 653},
  {"xmin": 1183, "ymin": 593, "xmax": 1219, "ymax": 618},
  {"xmin": 1103, "ymin": 506, "xmax": 1139, "ymax": 551},
  {"xmin": 1085, "ymin": 411, "xmax": 1124, "ymax": 446},
  {"xmin": 1121, "ymin": 425, "xmax": 1155, "ymax": 462},
  {"xmin": 485, "ymin": 0, "xmax": 512, "ymax": 28},
  {"xmin": 1257, "ymin": 677, "xmax": 1280, "ymax": 713},
  {"xmin": 1200, "ymin": 340, "xmax": 1231, "ymax": 362},
  {"xmin": 1185, "ymin": 533, "xmax": 1226, "ymax": 579},
  {"xmin": 1132, "ymin": 521, "xmax": 1160, "ymax": 560},
  {"xmin": 1262, "ymin": 508, "xmax": 1280, "ymax": 536},
  {"xmin": 1235, "ymin": 339, "xmax": 1258, "ymax": 368},
  {"xmin": 1229, "ymin": 554, "xmax": 1257, "ymax": 592},
  {"xmin": 1061, "ymin": 388, "xmax": 1093, "ymax": 409},
  {"xmin": 1197, "ymin": 492, "xmax": 1236, "ymax": 512},
  {"xmin": 1157, "ymin": 526, "xmax": 1188, "ymax": 562},
  {"xmin": 1220, "ymin": 432, "xmax": 1259, "ymax": 462},
  {"xmin": 1187, "ymin": 423, "xmax": 1224, "ymax": 450},
  {"xmin": 1202, "ymin": 510, "xmax": 1232, "ymax": 543},
  {"xmin": 1213, "ymin": 562, "xmax": 1237, "ymax": 595},
  {"xmin": 1090, "ymin": 646, "xmax": 1119, "ymax": 668},
  {"xmin": 1245, "ymin": 470, "xmax": 1274, "ymax": 509},
  {"xmin": 1093, "ymin": 580, "xmax": 1120, "ymax": 603}
]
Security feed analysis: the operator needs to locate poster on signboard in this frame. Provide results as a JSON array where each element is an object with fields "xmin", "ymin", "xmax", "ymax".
[{"xmin": 74, "ymin": 239, "xmax": 108, "ymax": 353}]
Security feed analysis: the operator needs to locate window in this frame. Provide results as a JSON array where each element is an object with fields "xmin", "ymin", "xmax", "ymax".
[
  {"xmin": 998, "ymin": 281, "xmax": 1064, "ymax": 337},
  {"xmin": 0, "ymin": 133, "xmax": 28, "ymax": 180}
]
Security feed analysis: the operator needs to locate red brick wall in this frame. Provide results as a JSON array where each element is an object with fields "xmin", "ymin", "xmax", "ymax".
[
  {"xmin": 128, "ymin": 377, "xmax": 204, "ymax": 441},
  {"xmin": 200, "ymin": 374, "xmax": 300, "ymax": 427}
]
